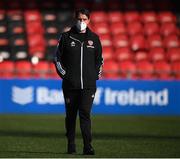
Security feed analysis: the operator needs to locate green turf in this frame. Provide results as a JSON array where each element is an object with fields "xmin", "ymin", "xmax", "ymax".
[{"xmin": 0, "ymin": 115, "xmax": 180, "ymax": 158}]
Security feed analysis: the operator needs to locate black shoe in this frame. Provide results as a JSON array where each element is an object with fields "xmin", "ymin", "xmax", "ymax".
[
  {"xmin": 67, "ymin": 143, "xmax": 76, "ymax": 154},
  {"xmin": 83, "ymin": 146, "xmax": 95, "ymax": 155}
]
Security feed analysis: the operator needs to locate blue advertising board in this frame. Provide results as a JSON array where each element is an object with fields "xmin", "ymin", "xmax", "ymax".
[{"xmin": 0, "ymin": 79, "xmax": 180, "ymax": 115}]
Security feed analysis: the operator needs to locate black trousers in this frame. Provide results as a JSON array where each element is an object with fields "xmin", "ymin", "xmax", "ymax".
[{"xmin": 63, "ymin": 88, "xmax": 96, "ymax": 148}]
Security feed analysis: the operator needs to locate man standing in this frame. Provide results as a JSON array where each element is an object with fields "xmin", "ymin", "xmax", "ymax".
[{"xmin": 54, "ymin": 8, "xmax": 103, "ymax": 155}]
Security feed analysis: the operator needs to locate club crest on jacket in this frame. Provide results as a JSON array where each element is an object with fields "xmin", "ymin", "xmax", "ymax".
[
  {"xmin": 88, "ymin": 40, "xmax": 93, "ymax": 46},
  {"xmin": 71, "ymin": 41, "xmax": 75, "ymax": 47}
]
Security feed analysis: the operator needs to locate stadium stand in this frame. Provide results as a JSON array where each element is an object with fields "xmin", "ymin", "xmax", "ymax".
[
  {"xmin": 0, "ymin": 0, "xmax": 179, "ymax": 80},
  {"xmin": 15, "ymin": 60, "xmax": 32, "ymax": 78}
]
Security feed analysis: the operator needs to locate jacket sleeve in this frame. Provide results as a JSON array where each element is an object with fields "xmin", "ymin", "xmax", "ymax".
[
  {"xmin": 54, "ymin": 34, "xmax": 66, "ymax": 79},
  {"xmin": 95, "ymin": 37, "xmax": 104, "ymax": 79}
]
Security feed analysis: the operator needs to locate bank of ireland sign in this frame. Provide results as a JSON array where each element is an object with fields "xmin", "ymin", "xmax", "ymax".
[
  {"xmin": 11, "ymin": 86, "xmax": 64, "ymax": 106},
  {"xmin": 11, "ymin": 86, "xmax": 169, "ymax": 107}
]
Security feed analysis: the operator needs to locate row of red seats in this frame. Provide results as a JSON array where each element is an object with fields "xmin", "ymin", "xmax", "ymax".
[
  {"xmin": 2, "ymin": 10, "xmax": 177, "ymax": 24},
  {"xmin": 0, "ymin": 60, "xmax": 179, "ymax": 80},
  {"xmin": 0, "ymin": 61, "xmax": 58, "ymax": 79},
  {"xmin": 92, "ymin": 22, "xmax": 179, "ymax": 37},
  {"xmin": 103, "ymin": 60, "xmax": 180, "ymax": 80},
  {"xmin": 2, "ymin": 10, "xmax": 178, "ymax": 37},
  {"xmin": 90, "ymin": 11, "xmax": 177, "ymax": 24},
  {"xmin": 103, "ymin": 47, "xmax": 180, "ymax": 62},
  {"xmin": 100, "ymin": 34, "xmax": 179, "ymax": 50}
]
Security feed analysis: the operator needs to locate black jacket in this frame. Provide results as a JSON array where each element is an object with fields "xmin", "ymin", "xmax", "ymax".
[{"xmin": 54, "ymin": 26, "xmax": 103, "ymax": 89}]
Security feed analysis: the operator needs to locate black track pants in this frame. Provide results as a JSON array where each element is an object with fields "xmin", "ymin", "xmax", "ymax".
[{"xmin": 63, "ymin": 88, "xmax": 96, "ymax": 147}]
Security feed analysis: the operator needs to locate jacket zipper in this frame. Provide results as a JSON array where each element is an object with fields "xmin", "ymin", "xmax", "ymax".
[
  {"xmin": 70, "ymin": 36, "xmax": 84, "ymax": 89},
  {"xmin": 80, "ymin": 43, "xmax": 84, "ymax": 89}
]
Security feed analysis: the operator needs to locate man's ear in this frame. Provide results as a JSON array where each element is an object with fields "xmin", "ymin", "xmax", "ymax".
[{"xmin": 87, "ymin": 19, "xmax": 90, "ymax": 25}]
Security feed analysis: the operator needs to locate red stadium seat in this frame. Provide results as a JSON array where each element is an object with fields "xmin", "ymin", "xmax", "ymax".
[
  {"xmin": 43, "ymin": 13, "xmax": 57, "ymax": 22},
  {"xmin": 7, "ymin": 10, "xmax": 23, "ymax": 21},
  {"xmin": 163, "ymin": 35, "xmax": 179, "ymax": 49},
  {"xmin": 99, "ymin": 34, "xmax": 112, "ymax": 47},
  {"xmin": 29, "ymin": 47, "xmax": 45, "ymax": 59},
  {"xmin": 154, "ymin": 61, "xmax": 172, "ymax": 80},
  {"xmin": 171, "ymin": 62, "xmax": 180, "ymax": 79},
  {"xmin": 110, "ymin": 22, "xmax": 127, "ymax": 35},
  {"xmin": 107, "ymin": 12, "xmax": 124, "ymax": 23},
  {"xmin": 12, "ymin": 26, "xmax": 25, "ymax": 34},
  {"xmin": 158, "ymin": 12, "xmax": 176, "ymax": 23},
  {"xmin": 102, "ymin": 47, "xmax": 114, "ymax": 61},
  {"xmin": 28, "ymin": 34, "xmax": 45, "ymax": 46},
  {"xmin": 0, "ymin": 10, "xmax": 5, "ymax": 21},
  {"xmin": 161, "ymin": 23, "xmax": 178, "ymax": 36},
  {"xmin": 13, "ymin": 38, "xmax": 26, "ymax": 46},
  {"xmin": 115, "ymin": 47, "xmax": 133, "ymax": 62},
  {"xmin": 130, "ymin": 35, "xmax": 147, "ymax": 51},
  {"xmin": 0, "ymin": 38, "xmax": 10, "ymax": 60},
  {"xmin": 48, "ymin": 62, "xmax": 59, "ymax": 79},
  {"xmin": 90, "ymin": 11, "xmax": 107, "ymax": 23},
  {"xmin": 26, "ymin": 22, "xmax": 44, "ymax": 34},
  {"xmin": 0, "ymin": 24, "xmax": 7, "ymax": 34},
  {"xmin": 134, "ymin": 51, "xmax": 148, "ymax": 62},
  {"xmin": 144, "ymin": 22, "xmax": 160, "ymax": 36},
  {"xmin": 149, "ymin": 48, "xmax": 166, "ymax": 62},
  {"xmin": 166, "ymin": 48, "xmax": 180, "ymax": 62},
  {"xmin": 127, "ymin": 21, "xmax": 143, "ymax": 36},
  {"xmin": 102, "ymin": 60, "xmax": 119, "ymax": 79},
  {"xmin": 119, "ymin": 61, "xmax": 136, "ymax": 79},
  {"xmin": 141, "ymin": 11, "xmax": 157, "ymax": 23},
  {"xmin": 15, "ymin": 61, "xmax": 32, "ymax": 78},
  {"xmin": 124, "ymin": 11, "xmax": 140, "ymax": 23},
  {"xmin": 46, "ymin": 39, "xmax": 58, "ymax": 47},
  {"xmin": 24, "ymin": 10, "xmax": 42, "ymax": 22},
  {"xmin": 45, "ymin": 26, "xmax": 58, "ymax": 34},
  {"xmin": 32, "ymin": 61, "xmax": 49, "ymax": 78},
  {"xmin": 0, "ymin": 61, "xmax": 15, "ymax": 78},
  {"xmin": 136, "ymin": 61, "xmax": 154, "ymax": 79},
  {"xmin": 0, "ymin": 38, "xmax": 8, "ymax": 45},
  {"xmin": 147, "ymin": 34, "xmax": 163, "ymax": 48},
  {"xmin": 93, "ymin": 22, "xmax": 109, "ymax": 35},
  {"xmin": 112, "ymin": 34, "xmax": 129, "ymax": 48}
]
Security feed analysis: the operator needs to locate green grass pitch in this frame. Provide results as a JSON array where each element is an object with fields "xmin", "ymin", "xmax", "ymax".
[{"xmin": 0, "ymin": 115, "xmax": 180, "ymax": 158}]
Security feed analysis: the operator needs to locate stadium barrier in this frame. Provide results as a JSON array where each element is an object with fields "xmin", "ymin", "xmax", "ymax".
[{"xmin": 0, "ymin": 79, "xmax": 180, "ymax": 115}]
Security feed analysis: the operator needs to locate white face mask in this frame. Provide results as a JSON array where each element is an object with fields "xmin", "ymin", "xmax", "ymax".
[{"xmin": 76, "ymin": 21, "xmax": 87, "ymax": 31}]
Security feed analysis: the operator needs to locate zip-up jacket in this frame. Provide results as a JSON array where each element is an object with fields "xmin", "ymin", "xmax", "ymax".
[{"xmin": 54, "ymin": 26, "xmax": 103, "ymax": 89}]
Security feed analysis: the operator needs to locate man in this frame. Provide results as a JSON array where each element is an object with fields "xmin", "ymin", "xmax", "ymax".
[{"xmin": 54, "ymin": 8, "xmax": 103, "ymax": 155}]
